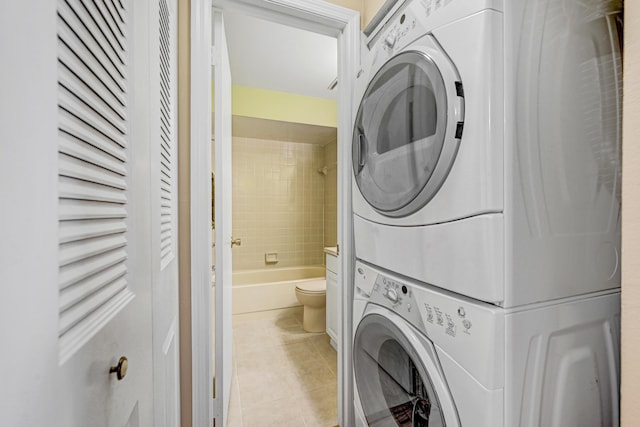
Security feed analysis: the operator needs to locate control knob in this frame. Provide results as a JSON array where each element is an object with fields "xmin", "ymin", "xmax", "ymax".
[
  {"xmin": 385, "ymin": 288, "xmax": 399, "ymax": 303},
  {"xmin": 384, "ymin": 30, "xmax": 398, "ymax": 49}
]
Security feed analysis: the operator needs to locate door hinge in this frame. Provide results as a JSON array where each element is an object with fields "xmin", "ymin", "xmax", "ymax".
[{"xmin": 211, "ymin": 397, "xmax": 218, "ymax": 421}]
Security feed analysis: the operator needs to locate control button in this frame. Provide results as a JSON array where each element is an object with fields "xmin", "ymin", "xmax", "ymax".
[
  {"xmin": 457, "ymin": 307, "xmax": 466, "ymax": 317},
  {"xmin": 407, "ymin": 303, "xmax": 411, "ymax": 312},
  {"xmin": 424, "ymin": 304, "xmax": 434, "ymax": 323},
  {"xmin": 357, "ymin": 267, "xmax": 364, "ymax": 275},
  {"xmin": 385, "ymin": 288, "xmax": 399, "ymax": 303},
  {"xmin": 463, "ymin": 320, "xmax": 472, "ymax": 330},
  {"xmin": 384, "ymin": 30, "xmax": 397, "ymax": 49}
]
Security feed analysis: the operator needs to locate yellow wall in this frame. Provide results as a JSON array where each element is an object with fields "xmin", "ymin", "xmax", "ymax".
[
  {"xmin": 363, "ymin": 0, "xmax": 388, "ymax": 29},
  {"xmin": 325, "ymin": 0, "xmax": 387, "ymax": 30},
  {"xmin": 177, "ymin": 1, "xmax": 192, "ymax": 427},
  {"xmin": 230, "ymin": 85, "xmax": 338, "ymax": 127},
  {"xmin": 622, "ymin": 2, "xmax": 640, "ymax": 425}
]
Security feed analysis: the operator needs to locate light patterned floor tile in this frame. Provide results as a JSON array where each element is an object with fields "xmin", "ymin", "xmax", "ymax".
[
  {"xmin": 241, "ymin": 396, "xmax": 307, "ymax": 427},
  {"xmin": 229, "ymin": 310, "xmax": 337, "ymax": 427}
]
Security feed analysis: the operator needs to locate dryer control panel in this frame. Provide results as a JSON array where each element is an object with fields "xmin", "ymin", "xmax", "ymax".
[{"xmin": 370, "ymin": 2, "xmax": 426, "ymax": 57}]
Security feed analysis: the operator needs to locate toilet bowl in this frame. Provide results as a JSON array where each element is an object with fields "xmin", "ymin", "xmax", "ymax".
[{"xmin": 295, "ymin": 279, "xmax": 326, "ymax": 333}]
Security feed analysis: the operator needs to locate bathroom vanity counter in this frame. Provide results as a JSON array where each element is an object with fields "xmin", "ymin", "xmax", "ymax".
[
  {"xmin": 323, "ymin": 246, "xmax": 338, "ymax": 256},
  {"xmin": 325, "ymin": 249, "xmax": 338, "ymax": 350}
]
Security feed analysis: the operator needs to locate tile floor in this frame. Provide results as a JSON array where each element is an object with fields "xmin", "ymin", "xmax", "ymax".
[{"xmin": 227, "ymin": 307, "xmax": 338, "ymax": 427}]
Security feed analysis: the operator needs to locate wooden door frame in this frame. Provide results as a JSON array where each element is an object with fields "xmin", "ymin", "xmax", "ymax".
[{"xmin": 189, "ymin": 0, "xmax": 360, "ymax": 425}]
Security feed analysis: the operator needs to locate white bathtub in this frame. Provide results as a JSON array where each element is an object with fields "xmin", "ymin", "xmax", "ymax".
[{"xmin": 232, "ymin": 266, "xmax": 325, "ymax": 314}]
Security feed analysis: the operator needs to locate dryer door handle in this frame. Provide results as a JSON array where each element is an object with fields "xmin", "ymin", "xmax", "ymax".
[{"xmin": 357, "ymin": 132, "xmax": 367, "ymax": 172}]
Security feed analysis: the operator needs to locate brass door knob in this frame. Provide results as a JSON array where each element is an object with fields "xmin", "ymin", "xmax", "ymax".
[
  {"xmin": 231, "ymin": 237, "xmax": 242, "ymax": 248},
  {"xmin": 110, "ymin": 356, "xmax": 128, "ymax": 381}
]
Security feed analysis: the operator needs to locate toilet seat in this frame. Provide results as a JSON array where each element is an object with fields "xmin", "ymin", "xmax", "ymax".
[{"xmin": 296, "ymin": 280, "xmax": 326, "ymax": 294}]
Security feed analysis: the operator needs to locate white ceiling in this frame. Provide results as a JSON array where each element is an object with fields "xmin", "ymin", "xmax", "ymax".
[{"xmin": 223, "ymin": 11, "xmax": 338, "ymax": 100}]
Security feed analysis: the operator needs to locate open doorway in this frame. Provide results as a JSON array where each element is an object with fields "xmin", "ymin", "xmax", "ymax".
[
  {"xmin": 198, "ymin": 1, "xmax": 359, "ymax": 426},
  {"xmin": 213, "ymin": 10, "xmax": 340, "ymax": 426}
]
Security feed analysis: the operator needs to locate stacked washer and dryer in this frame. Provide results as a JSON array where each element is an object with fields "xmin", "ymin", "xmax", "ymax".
[{"xmin": 351, "ymin": 0, "xmax": 623, "ymax": 426}]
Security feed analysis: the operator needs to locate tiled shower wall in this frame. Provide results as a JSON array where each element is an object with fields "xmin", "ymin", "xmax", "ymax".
[
  {"xmin": 232, "ymin": 136, "xmax": 326, "ymax": 270},
  {"xmin": 323, "ymin": 138, "xmax": 338, "ymax": 248}
]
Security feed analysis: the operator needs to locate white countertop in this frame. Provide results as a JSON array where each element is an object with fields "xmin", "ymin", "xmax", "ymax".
[{"xmin": 324, "ymin": 246, "xmax": 338, "ymax": 256}]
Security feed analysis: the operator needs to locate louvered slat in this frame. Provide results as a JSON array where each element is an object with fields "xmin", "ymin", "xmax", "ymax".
[
  {"xmin": 159, "ymin": 0, "xmax": 174, "ymax": 268},
  {"xmin": 109, "ymin": 0, "xmax": 125, "ymax": 25},
  {"xmin": 59, "ymin": 234, "xmax": 127, "ymax": 268},
  {"xmin": 59, "ymin": 219, "xmax": 127, "ymax": 243},
  {"xmin": 59, "ymin": 264, "xmax": 127, "ymax": 312},
  {"xmin": 57, "ymin": 21, "xmax": 127, "ymax": 108},
  {"xmin": 58, "ymin": 2, "xmax": 126, "ymax": 90},
  {"xmin": 57, "ymin": 0, "xmax": 130, "ymax": 361},
  {"xmin": 59, "ymin": 110, "xmax": 127, "ymax": 160},
  {"xmin": 59, "ymin": 67, "xmax": 127, "ymax": 135},
  {"xmin": 59, "ymin": 131, "xmax": 126, "ymax": 176},
  {"xmin": 59, "ymin": 92, "xmax": 127, "ymax": 149},
  {"xmin": 59, "ymin": 153, "xmax": 127, "ymax": 190},
  {"xmin": 59, "ymin": 175, "xmax": 127, "ymax": 204},
  {"xmin": 59, "ymin": 199, "xmax": 127, "ymax": 221},
  {"xmin": 92, "ymin": 0, "xmax": 126, "ymax": 45},
  {"xmin": 59, "ymin": 278, "xmax": 127, "ymax": 335},
  {"xmin": 58, "ymin": 248, "xmax": 127, "ymax": 290},
  {"xmin": 76, "ymin": 0, "xmax": 126, "ymax": 67},
  {"xmin": 59, "ymin": 0, "xmax": 126, "ymax": 81}
]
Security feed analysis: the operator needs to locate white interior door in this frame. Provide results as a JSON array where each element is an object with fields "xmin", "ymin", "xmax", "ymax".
[
  {"xmin": 213, "ymin": 10, "xmax": 234, "ymax": 426},
  {"xmin": 55, "ymin": 0, "xmax": 156, "ymax": 425},
  {"xmin": 150, "ymin": 0, "xmax": 181, "ymax": 424},
  {"xmin": 3, "ymin": 1, "xmax": 173, "ymax": 425}
]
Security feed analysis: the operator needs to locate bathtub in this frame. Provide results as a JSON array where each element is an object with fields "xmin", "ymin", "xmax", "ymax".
[{"xmin": 232, "ymin": 266, "xmax": 325, "ymax": 314}]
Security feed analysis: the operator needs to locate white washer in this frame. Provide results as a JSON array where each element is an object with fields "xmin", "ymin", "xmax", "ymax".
[
  {"xmin": 352, "ymin": 0, "xmax": 623, "ymax": 306},
  {"xmin": 352, "ymin": 261, "xmax": 621, "ymax": 427}
]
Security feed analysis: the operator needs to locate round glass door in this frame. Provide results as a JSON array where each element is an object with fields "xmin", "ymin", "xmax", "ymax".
[
  {"xmin": 353, "ymin": 50, "xmax": 451, "ymax": 217},
  {"xmin": 354, "ymin": 313, "xmax": 448, "ymax": 426}
]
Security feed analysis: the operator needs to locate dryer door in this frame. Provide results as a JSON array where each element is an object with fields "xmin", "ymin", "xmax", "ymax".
[
  {"xmin": 353, "ymin": 38, "xmax": 464, "ymax": 218},
  {"xmin": 354, "ymin": 311, "xmax": 460, "ymax": 426}
]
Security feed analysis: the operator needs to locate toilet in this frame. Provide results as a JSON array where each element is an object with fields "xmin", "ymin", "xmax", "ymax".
[{"xmin": 295, "ymin": 279, "xmax": 326, "ymax": 333}]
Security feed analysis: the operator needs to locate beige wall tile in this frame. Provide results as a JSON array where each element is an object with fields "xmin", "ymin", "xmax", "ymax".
[
  {"xmin": 232, "ymin": 136, "xmax": 326, "ymax": 270},
  {"xmin": 323, "ymin": 139, "xmax": 338, "ymax": 248}
]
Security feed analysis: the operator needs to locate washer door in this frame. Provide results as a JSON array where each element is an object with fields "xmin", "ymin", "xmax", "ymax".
[
  {"xmin": 354, "ymin": 310, "xmax": 460, "ymax": 426},
  {"xmin": 353, "ymin": 37, "xmax": 463, "ymax": 218}
]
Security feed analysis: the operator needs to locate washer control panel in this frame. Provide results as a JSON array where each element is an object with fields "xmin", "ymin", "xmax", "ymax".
[
  {"xmin": 354, "ymin": 260, "xmax": 504, "ymax": 389},
  {"xmin": 368, "ymin": 273, "xmax": 423, "ymax": 328}
]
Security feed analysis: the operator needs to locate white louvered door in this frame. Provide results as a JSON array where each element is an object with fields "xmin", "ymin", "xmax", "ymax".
[
  {"xmin": 56, "ymin": 0, "xmax": 155, "ymax": 425},
  {"xmin": 150, "ymin": 0, "xmax": 180, "ymax": 424}
]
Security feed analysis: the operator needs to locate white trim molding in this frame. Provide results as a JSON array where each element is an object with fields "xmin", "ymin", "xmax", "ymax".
[{"xmin": 190, "ymin": 1, "xmax": 213, "ymax": 427}]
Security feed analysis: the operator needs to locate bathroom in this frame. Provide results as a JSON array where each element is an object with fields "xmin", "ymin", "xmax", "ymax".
[{"xmin": 212, "ymin": 10, "xmax": 341, "ymax": 426}]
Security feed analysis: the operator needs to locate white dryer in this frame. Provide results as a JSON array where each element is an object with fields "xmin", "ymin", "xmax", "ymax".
[
  {"xmin": 352, "ymin": 261, "xmax": 621, "ymax": 427},
  {"xmin": 352, "ymin": 0, "xmax": 623, "ymax": 306}
]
